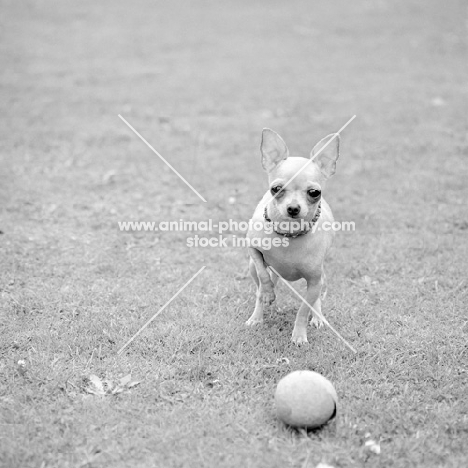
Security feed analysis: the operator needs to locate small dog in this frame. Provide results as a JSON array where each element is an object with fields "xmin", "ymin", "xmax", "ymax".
[{"xmin": 246, "ymin": 129, "xmax": 340, "ymax": 345}]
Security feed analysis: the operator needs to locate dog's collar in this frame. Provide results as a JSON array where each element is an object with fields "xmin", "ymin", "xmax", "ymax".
[{"xmin": 263, "ymin": 202, "xmax": 321, "ymax": 238}]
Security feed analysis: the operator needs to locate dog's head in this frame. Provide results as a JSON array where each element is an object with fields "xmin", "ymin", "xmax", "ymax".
[{"xmin": 260, "ymin": 128, "xmax": 340, "ymax": 222}]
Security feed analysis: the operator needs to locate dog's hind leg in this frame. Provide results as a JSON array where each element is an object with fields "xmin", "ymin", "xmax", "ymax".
[
  {"xmin": 246, "ymin": 258, "xmax": 264, "ymax": 325},
  {"xmin": 246, "ymin": 249, "xmax": 275, "ymax": 326}
]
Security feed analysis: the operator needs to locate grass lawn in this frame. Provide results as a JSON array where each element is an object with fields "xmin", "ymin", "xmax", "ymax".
[{"xmin": 1, "ymin": 0, "xmax": 467, "ymax": 467}]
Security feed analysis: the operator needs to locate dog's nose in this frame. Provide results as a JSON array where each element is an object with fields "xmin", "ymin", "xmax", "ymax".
[{"xmin": 287, "ymin": 205, "xmax": 301, "ymax": 217}]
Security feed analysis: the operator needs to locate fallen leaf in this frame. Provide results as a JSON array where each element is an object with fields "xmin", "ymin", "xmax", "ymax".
[
  {"xmin": 127, "ymin": 380, "xmax": 141, "ymax": 388},
  {"xmin": 364, "ymin": 439, "xmax": 381, "ymax": 454},
  {"xmin": 103, "ymin": 380, "xmax": 114, "ymax": 392},
  {"xmin": 85, "ymin": 374, "xmax": 141, "ymax": 396},
  {"xmin": 86, "ymin": 375, "xmax": 106, "ymax": 395},
  {"xmin": 119, "ymin": 374, "xmax": 132, "ymax": 386},
  {"xmin": 89, "ymin": 375, "xmax": 104, "ymax": 392}
]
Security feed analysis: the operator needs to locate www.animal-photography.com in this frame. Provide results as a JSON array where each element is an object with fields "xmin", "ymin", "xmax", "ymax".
[{"xmin": 1, "ymin": 1, "xmax": 467, "ymax": 467}]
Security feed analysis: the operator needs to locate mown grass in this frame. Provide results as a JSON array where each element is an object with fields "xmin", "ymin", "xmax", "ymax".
[{"xmin": 1, "ymin": 0, "xmax": 467, "ymax": 467}]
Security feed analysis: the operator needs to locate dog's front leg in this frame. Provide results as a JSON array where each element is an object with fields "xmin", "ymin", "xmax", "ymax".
[
  {"xmin": 291, "ymin": 277, "xmax": 321, "ymax": 345},
  {"xmin": 246, "ymin": 248, "xmax": 275, "ymax": 326}
]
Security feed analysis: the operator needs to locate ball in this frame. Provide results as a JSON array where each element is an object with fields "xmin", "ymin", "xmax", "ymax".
[{"xmin": 274, "ymin": 370, "xmax": 338, "ymax": 429}]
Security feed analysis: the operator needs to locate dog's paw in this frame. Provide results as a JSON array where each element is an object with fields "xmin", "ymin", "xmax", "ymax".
[
  {"xmin": 291, "ymin": 329, "xmax": 308, "ymax": 346},
  {"xmin": 262, "ymin": 289, "xmax": 275, "ymax": 307},
  {"xmin": 310, "ymin": 314, "xmax": 325, "ymax": 328},
  {"xmin": 245, "ymin": 316, "xmax": 263, "ymax": 326}
]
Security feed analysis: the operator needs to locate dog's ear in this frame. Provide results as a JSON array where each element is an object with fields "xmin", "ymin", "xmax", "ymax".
[
  {"xmin": 261, "ymin": 128, "xmax": 289, "ymax": 172},
  {"xmin": 310, "ymin": 133, "xmax": 340, "ymax": 178}
]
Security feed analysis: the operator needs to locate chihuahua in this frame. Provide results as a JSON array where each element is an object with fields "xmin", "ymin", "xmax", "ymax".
[{"xmin": 246, "ymin": 129, "xmax": 340, "ymax": 345}]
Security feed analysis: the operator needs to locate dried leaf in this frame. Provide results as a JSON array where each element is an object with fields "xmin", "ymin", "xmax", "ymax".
[
  {"xmin": 85, "ymin": 374, "xmax": 140, "ymax": 396},
  {"xmin": 89, "ymin": 375, "xmax": 104, "ymax": 393},
  {"xmin": 364, "ymin": 439, "xmax": 381, "ymax": 454},
  {"xmin": 103, "ymin": 380, "xmax": 115, "ymax": 392},
  {"xmin": 127, "ymin": 381, "xmax": 141, "ymax": 388},
  {"xmin": 119, "ymin": 374, "xmax": 132, "ymax": 386}
]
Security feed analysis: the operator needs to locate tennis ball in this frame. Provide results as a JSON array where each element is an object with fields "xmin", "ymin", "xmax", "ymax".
[{"xmin": 274, "ymin": 370, "xmax": 338, "ymax": 429}]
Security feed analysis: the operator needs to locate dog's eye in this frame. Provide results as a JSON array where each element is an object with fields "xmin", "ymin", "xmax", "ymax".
[
  {"xmin": 307, "ymin": 189, "xmax": 321, "ymax": 198},
  {"xmin": 271, "ymin": 186, "xmax": 283, "ymax": 195}
]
